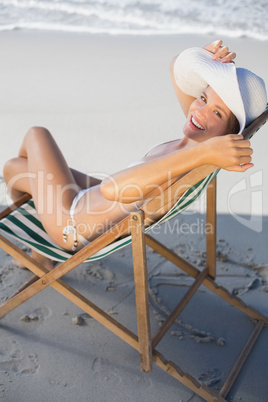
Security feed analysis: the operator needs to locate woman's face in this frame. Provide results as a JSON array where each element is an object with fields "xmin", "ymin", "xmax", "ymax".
[{"xmin": 183, "ymin": 86, "xmax": 232, "ymax": 142}]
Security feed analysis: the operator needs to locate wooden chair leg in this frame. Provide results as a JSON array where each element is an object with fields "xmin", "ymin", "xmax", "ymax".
[
  {"xmin": 131, "ymin": 211, "xmax": 153, "ymax": 373},
  {"xmin": 206, "ymin": 177, "xmax": 217, "ymax": 278},
  {"xmin": 219, "ymin": 320, "xmax": 264, "ymax": 398}
]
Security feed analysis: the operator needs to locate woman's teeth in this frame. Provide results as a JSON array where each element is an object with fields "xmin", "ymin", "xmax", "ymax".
[{"xmin": 192, "ymin": 116, "xmax": 205, "ymax": 130}]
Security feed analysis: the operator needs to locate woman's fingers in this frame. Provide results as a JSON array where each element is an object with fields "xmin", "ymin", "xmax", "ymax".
[
  {"xmin": 221, "ymin": 51, "xmax": 236, "ymax": 63},
  {"xmin": 225, "ymin": 137, "xmax": 253, "ymax": 171},
  {"xmin": 225, "ymin": 163, "xmax": 254, "ymax": 172},
  {"xmin": 213, "ymin": 50, "xmax": 236, "ymax": 63},
  {"xmin": 204, "ymin": 39, "xmax": 236, "ymax": 63},
  {"xmin": 235, "ymin": 142, "xmax": 253, "ymax": 155},
  {"xmin": 232, "ymin": 137, "xmax": 253, "ymax": 161},
  {"xmin": 212, "ymin": 45, "xmax": 229, "ymax": 58},
  {"xmin": 229, "ymin": 135, "xmax": 251, "ymax": 147},
  {"xmin": 204, "ymin": 39, "xmax": 223, "ymax": 53},
  {"xmin": 238, "ymin": 154, "xmax": 253, "ymax": 164}
]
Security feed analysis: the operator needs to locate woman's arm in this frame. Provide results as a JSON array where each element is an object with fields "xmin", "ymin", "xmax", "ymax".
[
  {"xmin": 100, "ymin": 134, "xmax": 253, "ymax": 203},
  {"xmin": 101, "ymin": 142, "xmax": 204, "ymax": 203},
  {"xmin": 170, "ymin": 56, "xmax": 196, "ymax": 117}
]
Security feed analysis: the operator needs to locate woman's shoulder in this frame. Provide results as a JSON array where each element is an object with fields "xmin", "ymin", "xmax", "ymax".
[
  {"xmin": 144, "ymin": 139, "xmax": 181, "ymax": 158},
  {"xmin": 128, "ymin": 139, "xmax": 182, "ymax": 168}
]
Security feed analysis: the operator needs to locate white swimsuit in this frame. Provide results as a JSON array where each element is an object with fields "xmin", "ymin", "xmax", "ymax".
[{"xmin": 63, "ymin": 187, "xmax": 93, "ymax": 251}]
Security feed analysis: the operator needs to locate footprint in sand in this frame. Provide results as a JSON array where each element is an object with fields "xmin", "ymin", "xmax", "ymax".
[
  {"xmin": 0, "ymin": 337, "xmax": 39, "ymax": 375},
  {"xmin": 83, "ymin": 262, "xmax": 115, "ymax": 285},
  {"xmin": 0, "ymin": 265, "xmax": 15, "ymax": 291},
  {"xmin": 132, "ymin": 372, "xmax": 153, "ymax": 388},
  {"xmin": 20, "ymin": 306, "xmax": 52, "ymax": 322},
  {"xmin": 92, "ymin": 357, "xmax": 121, "ymax": 385},
  {"xmin": 199, "ymin": 368, "xmax": 221, "ymax": 387}
]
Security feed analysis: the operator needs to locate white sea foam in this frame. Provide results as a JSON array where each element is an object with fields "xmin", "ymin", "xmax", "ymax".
[{"xmin": 0, "ymin": 0, "xmax": 267, "ymax": 40}]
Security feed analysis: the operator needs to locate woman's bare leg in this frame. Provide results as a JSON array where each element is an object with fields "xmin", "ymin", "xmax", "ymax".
[
  {"xmin": 4, "ymin": 159, "xmax": 101, "ymax": 202},
  {"xmin": 3, "ymin": 126, "xmax": 95, "ymax": 269},
  {"xmin": 3, "ymin": 126, "xmax": 138, "ymax": 269}
]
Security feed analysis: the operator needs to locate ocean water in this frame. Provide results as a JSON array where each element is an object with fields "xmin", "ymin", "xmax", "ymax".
[{"xmin": 0, "ymin": 0, "xmax": 267, "ymax": 40}]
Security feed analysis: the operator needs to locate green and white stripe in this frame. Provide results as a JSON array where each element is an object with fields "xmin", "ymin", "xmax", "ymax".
[{"xmin": 0, "ymin": 169, "xmax": 218, "ymax": 262}]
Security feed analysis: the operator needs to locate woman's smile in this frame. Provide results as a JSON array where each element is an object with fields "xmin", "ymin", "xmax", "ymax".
[
  {"xmin": 190, "ymin": 115, "xmax": 205, "ymax": 130},
  {"xmin": 183, "ymin": 86, "xmax": 231, "ymax": 142}
]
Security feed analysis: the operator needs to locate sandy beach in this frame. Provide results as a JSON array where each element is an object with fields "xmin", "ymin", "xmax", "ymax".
[{"xmin": 0, "ymin": 31, "xmax": 267, "ymax": 401}]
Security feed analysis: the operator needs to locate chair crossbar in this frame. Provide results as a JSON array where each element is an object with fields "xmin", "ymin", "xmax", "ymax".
[
  {"xmin": 0, "ymin": 193, "xmax": 31, "ymax": 220},
  {"xmin": 219, "ymin": 320, "xmax": 265, "ymax": 398},
  {"xmin": 145, "ymin": 233, "xmax": 268, "ymax": 325},
  {"xmin": 152, "ymin": 267, "xmax": 208, "ymax": 349},
  {"xmin": 206, "ymin": 283, "xmax": 268, "ymax": 324},
  {"xmin": 0, "ymin": 233, "xmax": 140, "ymax": 350},
  {"xmin": 0, "ymin": 214, "xmax": 132, "ymax": 317},
  {"xmin": 152, "ymin": 350, "xmax": 226, "ymax": 401},
  {"xmin": 145, "ymin": 234, "xmax": 199, "ymax": 277}
]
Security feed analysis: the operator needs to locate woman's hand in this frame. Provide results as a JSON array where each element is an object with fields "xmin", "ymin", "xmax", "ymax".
[
  {"xmin": 204, "ymin": 39, "xmax": 236, "ymax": 63},
  {"xmin": 203, "ymin": 134, "xmax": 254, "ymax": 172}
]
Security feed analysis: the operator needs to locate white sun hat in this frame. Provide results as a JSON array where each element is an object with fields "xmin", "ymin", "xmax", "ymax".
[{"xmin": 173, "ymin": 47, "xmax": 267, "ymax": 134}]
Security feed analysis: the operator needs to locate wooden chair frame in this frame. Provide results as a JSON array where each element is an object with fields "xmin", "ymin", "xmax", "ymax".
[{"xmin": 0, "ymin": 110, "xmax": 267, "ymax": 401}]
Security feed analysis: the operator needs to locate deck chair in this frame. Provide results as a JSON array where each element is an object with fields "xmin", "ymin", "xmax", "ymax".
[{"xmin": 0, "ymin": 108, "xmax": 267, "ymax": 401}]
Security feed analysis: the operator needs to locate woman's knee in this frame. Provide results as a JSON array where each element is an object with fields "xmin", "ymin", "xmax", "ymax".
[
  {"xmin": 3, "ymin": 158, "xmax": 18, "ymax": 183},
  {"xmin": 3, "ymin": 157, "xmax": 31, "ymax": 195},
  {"xmin": 25, "ymin": 126, "xmax": 52, "ymax": 143},
  {"xmin": 20, "ymin": 127, "xmax": 53, "ymax": 157}
]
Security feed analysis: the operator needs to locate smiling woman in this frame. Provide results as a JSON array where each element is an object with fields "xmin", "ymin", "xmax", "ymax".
[
  {"xmin": 171, "ymin": 42, "xmax": 267, "ymax": 134},
  {"xmin": 3, "ymin": 39, "xmax": 267, "ymax": 270},
  {"xmin": 102, "ymin": 40, "xmax": 266, "ymax": 202},
  {"xmin": 183, "ymin": 87, "xmax": 233, "ymax": 142},
  {"xmin": 185, "ymin": 87, "xmax": 239, "ymax": 136}
]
